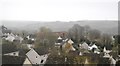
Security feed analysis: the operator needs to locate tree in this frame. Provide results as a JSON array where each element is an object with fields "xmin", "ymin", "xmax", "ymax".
[
  {"xmin": 2, "ymin": 39, "xmax": 18, "ymax": 54},
  {"xmin": 35, "ymin": 27, "xmax": 57, "ymax": 49},
  {"xmin": 84, "ymin": 25, "xmax": 91, "ymax": 39},
  {"xmin": 88, "ymin": 29, "xmax": 101, "ymax": 41},
  {"xmin": 100, "ymin": 33, "xmax": 112, "ymax": 45},
  {"xmin": 68, "ymin": 24, "xmax": 85, "ymax": 43}
]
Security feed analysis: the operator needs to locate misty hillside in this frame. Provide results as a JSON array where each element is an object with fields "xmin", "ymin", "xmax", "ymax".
[{"xmin": 2, "ymin": 20, "xmax": 118, "ymax": 35}]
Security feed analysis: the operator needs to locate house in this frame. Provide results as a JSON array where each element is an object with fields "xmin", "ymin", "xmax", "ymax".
[
  {"xmin": 88, "ymin": 44, "xmax": 98, "ymax": 50},
  {"xmin": 79, "ymin": 42, "xmax": 90, "ymax": 55},
  {"xmin": 4, "ymin": 33, "xmax": 23, "ymax": 43},
  {"xmin": 88, "ymin": 44, "xmax": 100, "ymax": 54},
  {"xmin": 25, "ymin": 49, "xmax": 49, "ymax": 65},
  {"xmin": 67, "ymin": 39, "xmax": 74, "ymax": 44},
  {"xmin": 103, "ymin": 46, "xmax": 112, "ymax": 54},
  {"xmin": 5, "ymin": 33, "xmax": 15, "ymax": 42},
  {"xmin": 26, "ymin": 34, "xmax": 36, "ymax": 41},
  {"xmin": 103, "ymin": 47, "xmax": 112, "ymax": 58},
  {"xmin": 62, "ymin": 39, "xmax": 76, "ymax": 53},
  {"xmin": 55, "ymin": 36, "xmax": 63, "ymax": 46},
  {"xmin": 81, "ymin": 42, "xmax": 89, "ymax": 50},
  {"xmin": 14, "ymin": 35, "xmax": 23, "ymax": 43},
  {"xmin": 4, "ymin": 51, "xmax": 19, "ymax": 57}
]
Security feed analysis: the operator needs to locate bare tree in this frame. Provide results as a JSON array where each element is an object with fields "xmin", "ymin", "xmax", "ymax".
[
  {"xmin": 68, "ymin": 24, "xmax": 85, "ymax": 43},
  {"xmin": 100, "ymin": 33, "xmax": 112, "ymax": 45},
  {"xmin": 35, "ymin": 27, "xmax": 57, "ymax": 48},
  {"xmin": 88, "ymin": 29, "xmax": 101, "ymax": 41}
]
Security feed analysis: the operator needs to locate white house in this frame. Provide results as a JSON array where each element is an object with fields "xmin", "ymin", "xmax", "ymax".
[
  {"xmin": 67, "ymin": 39, "xmax": 74, "ymax": 44},
  {"xmin": 26, "ymin": 49, "xmax": 49, "ymax": 65},
  {"xmin": 5, "ymin": 33, "xmax": 15, "ymax": 42},
  {"xmin": 55, "ymin": 36, "xmax": 63, "ymax": 46},
  {"xmin": 4, "ymin": 51, "xmax": 19, "ymax": 56},
  {"xmin": 103, "ymin": 47, "xmax": 112, "ymax": 54},
  {"xmin": 94, "ymin": 50, "xmax": 100, "ymax": 54},
  {"xmin": 103, "ymin": 47, "xmax": 112, "ymax": 58},
  {"xmin": 88, "ymin": 44, "xmax": 98, "ymax": 50},
  {"xmin": 58, "ymin": 36, "xmax": 62, "ymax": 40},
  {"xmin": 26, "ymin": 35, "xmax": 35, "ymax": 41},
  {"xmin": 103, "ymin": 53, "xmax": 111, "ymax": 58},
  {"xmin": 81, "ymin": 42, "xmax": 89, "ymax": 50},
  {"xmin": 5, "ymin": 33, "xmax": 23, "ymax": 43},
  {"xmin": 62, "ymin": 39, "xmax": 76, "ymax": 51},
  {"xmin": 88, "ymin": 44, "xmax": 100, "ymax": 54}
]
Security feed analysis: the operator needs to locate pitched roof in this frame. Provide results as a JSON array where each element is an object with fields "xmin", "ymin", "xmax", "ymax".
[
  {"xmin": 26, "ymin": 49, "xmax": 49, "ymax": 65},
  {"xmin": 81, "ymin": 42, "xmax": 89, "ymax": 50},
  {"xmin": 58, "ymin": 36, "xmax": 62, "ymax": 40}
]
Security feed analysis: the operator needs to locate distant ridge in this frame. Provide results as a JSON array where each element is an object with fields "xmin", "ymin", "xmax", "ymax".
[{"xmin": 2, "ymin": 20, "xmax": 118, "ymax": 35}]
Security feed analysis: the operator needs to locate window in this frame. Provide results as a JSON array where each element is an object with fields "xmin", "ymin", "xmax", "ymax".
[
  {"xmin": 36, "ymin": 56, "xmax": 37, "ymax": 58},
  {"xmin": 41, "ymin": 60, "xmax": 44, "ymax": 63},
  {"xmin": 13, "ymin": 53, "xmax": 16, "ymax": 55}
]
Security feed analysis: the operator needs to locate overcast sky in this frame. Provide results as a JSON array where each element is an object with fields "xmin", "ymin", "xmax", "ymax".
[{"xmin": 0, "ymin": 0, "xmax": 119, "ymax": 22}]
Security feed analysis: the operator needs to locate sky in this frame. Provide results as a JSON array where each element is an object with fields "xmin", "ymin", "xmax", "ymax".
[{"xmin": 0, "ymin": 0, "xmax": 119, "ymax": 22}]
